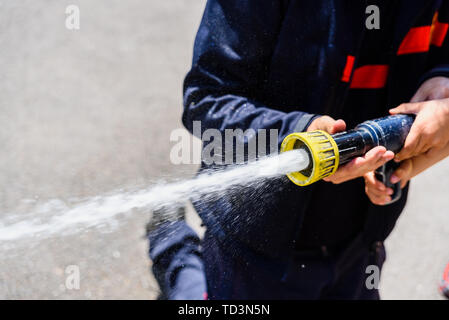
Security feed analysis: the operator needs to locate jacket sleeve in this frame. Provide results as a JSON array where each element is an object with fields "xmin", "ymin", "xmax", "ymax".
[
  {"xmin": 182, "ymin": 0, "xmax": 317, "ymax": 159},
  {"xmin": 419, "ymin": 1, "xmax": 449, "ymax": 84}
]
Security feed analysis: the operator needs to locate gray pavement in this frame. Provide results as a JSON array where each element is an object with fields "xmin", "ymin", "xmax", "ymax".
[{"xmin": 0, "ymin": 0, "xmax": 447, "ymax": 299}]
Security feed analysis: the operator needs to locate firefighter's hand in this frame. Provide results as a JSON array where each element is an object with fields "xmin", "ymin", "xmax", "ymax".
[
  {"xmin": 410, "ymin": 77, "xmax": 449, "ymax": 102},
  {"xmin": 324, "ymin": 146, "xmax": 395, "ymax": 184},
  {"xmin": 307, "ymin": 116, "xmax": 395, "ymax": 184},
  {"xmin": 364, "ymin": 172, "xmax": 394, "ymax": 205},
  {"xmin": 390, "ymin": 77, "xmax": 449, "ymax": 162},
  {"xmin": 307, "ymin": 115, "xmax": 346, "ymax": 134},
  {"xmin": 364, "ymin": 159, "xmax": 413, "ymax": 205}
]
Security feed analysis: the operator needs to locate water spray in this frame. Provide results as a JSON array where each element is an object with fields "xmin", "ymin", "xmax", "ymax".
[
  {"xmin": 281, "ymin": 114, "xmax": 414, "ymax": 203},
  {"xmin": 0, "ymin": 115, "xmax": 415, "ymax": 242}
]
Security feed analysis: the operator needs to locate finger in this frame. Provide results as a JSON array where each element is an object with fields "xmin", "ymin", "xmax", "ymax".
[
  {"xmin": 309, "ymin": 116, "xmax": 337, "ymax": 133},
  {"xmin": 389, "ymin": 103, "xmax": 421, "ymax": 115},
  {"xmin": 365, "ymin": 189, "xmax": 382, "ymax": 204},
  {"xmin": 410, "ymin": 134, "xmax": 428, "ymax": 158},
  {"xmin": 367, "ymin": 186, "xmax": 392, "ymax": 197},
  {"xmin": 349, "ymin": 147, "xmax": 385, "ymax": 172},
  {"xmin": 319, "ymin": 116, "xmax": 335, "ymax": 132},
  {"xmin": 375, "ymin": 150, "xmax": 395, "ymax": 168},
  {"xmin": 329, "ymin": 119, "xmax": 346, "ymax": 134},
  {"xmin": 382, "ymin": 196, "xmax": 392, "ymax": 205},
  {"xmin": 366, "ymin": 190, "xmax": 392, "ymax": 206},
  {"xmin": 391, "ymin": 159, "xmax": 413, "ymax": 184},
  {"xmin": 306, "ymin": 116, "xmax": 325, "ymax": 132},
  {"xmin": 364, "ymin": 172, "xmax": 386, "ymax": 191},
  {"xmin": 374, "ymin": 193, "xmax": 392, "ymax": 205},
  {"xmin": 364, "ymin": 172, "xmax": 394, "ymax": 197},
  {"xmin": 328, "ymin": 147, "xmax": 390, "ymax": 184},
  {"xmin": 363, "ymin": 147, "xmax": 394, "ymax": 172},
  {"xmin": 395, "ymin": 131, "xmax": 420, "ymax": 161},
  {"xmin": 369, "ymin": 198, "xmax": 385, "ymax": 206},
  {"xmin": 334, "ymin": 149, "xmax": 383, "ymax": 182},
  {"xmin": 364, "ymin": 146, "xmax": 387, "ymax": 163}
]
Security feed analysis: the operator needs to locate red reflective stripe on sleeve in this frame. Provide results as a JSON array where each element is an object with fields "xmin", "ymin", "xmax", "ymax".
[
  {"xmin": 341, "ymin": 55, "xmax": 355, "ymax": 82},
  {"xmin": 431, "ymin": 21, "xmax": 449, "ymax": 47},
  {"xmin": 397, "ymin": 26, "xmax": 432, "ymax": 55},
  {"xmin": 349, "ymin": 65, "xmax": 389, "ymax": 89}
]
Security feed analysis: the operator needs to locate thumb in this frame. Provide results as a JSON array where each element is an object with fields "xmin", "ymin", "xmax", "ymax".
[
  {"xmin": 389, "ymin": 102, "xmax": 421, "ymax": 115},
  {"xmin": 390, "ymin": 159, "xmax": 413, "ymax": 187},
  {"xmin": 308, "ymin": 115, "xmax": 345, "ymax": 133},
  {"xmin": 329, "ymin": 119, "xmax": 346, "ymax": 134}
]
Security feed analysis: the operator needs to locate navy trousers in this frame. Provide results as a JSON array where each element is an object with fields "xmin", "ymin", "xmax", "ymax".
[
  {"xmin": 149, "ymin": 221, "xmax": 207, "ymax": 300},
  {"xmin": 149, "ymin": 221, "xmax": 385, "ymax": 300}
]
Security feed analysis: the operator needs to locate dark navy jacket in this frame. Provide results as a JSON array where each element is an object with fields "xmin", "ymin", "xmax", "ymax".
[{"xmin": 182, "ymin": 0, "xmax": 449, "ymax": 261}]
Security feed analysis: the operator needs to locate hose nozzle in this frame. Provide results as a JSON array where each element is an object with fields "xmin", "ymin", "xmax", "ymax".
[
  {"xmin": 280, "ymin": 114, "xmax": 415, "ymax": 187},
  {"xmin": 280, "ymin": 130, "xmax": 339, "ymax": 186}
]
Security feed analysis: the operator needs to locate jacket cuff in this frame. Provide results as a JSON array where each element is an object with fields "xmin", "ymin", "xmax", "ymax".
[
  {"xmin": 418, "ymin": 64, "xmax": 449, "ymax": 87},
  {"xmin": 293, "ymin": 113, "xmax": 321, "ymax": 133}
]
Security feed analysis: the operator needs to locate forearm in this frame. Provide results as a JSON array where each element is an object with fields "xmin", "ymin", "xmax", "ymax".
[
  {"xmin": 409, "ymin": 141, "xmax": 449, "ymax": 178},
  {"xmin": 183, "ymin": 0, "xmax": 317, "ymax": 156}
]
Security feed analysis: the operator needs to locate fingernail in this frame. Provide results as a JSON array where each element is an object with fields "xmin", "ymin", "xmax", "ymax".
[
  {"xmin": 387, "ymin": 188, "xmax": 394, "ymax": 195},
  {"xmin": 385, "ymin": 197, "xmax": 391, "ymax": 203},
  {"xmin": 391, "ymin": 175, "xmax": 400, "ymax": 184}
]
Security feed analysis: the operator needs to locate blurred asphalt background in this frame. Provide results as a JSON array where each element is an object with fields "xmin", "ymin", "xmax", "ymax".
[{"xmin": 0, "ymin": 0, "xmax": 447, "ymax": 299}]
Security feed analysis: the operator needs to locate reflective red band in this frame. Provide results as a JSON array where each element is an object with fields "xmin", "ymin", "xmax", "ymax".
[
  {"xmin": 397, "ymin": 12, "xmax": 449, "ymax": 55},
  {"xmin": 397, "ymin": 26, "xmax": 432, "ymax": 55},
  {"xmin": 350, "ymin": 65, "xmax": 389, "ymax": 89},
  {"xmin": 341, "ymin": 55, "xmax": 355, "ymax": 82},
  {"xmin": 431, "ymin": 21, "xmax": 449, "ymax": 47}
]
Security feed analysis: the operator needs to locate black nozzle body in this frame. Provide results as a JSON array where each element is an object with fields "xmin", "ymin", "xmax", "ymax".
[{"xmin": 332, "ymin": 114, "xmax": 415, "ymax": 165}]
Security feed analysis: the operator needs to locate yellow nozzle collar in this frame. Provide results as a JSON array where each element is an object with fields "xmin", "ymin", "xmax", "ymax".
[{"xmin": 280, "ymin": 130, "xmax": 339, "ymax": 186}]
